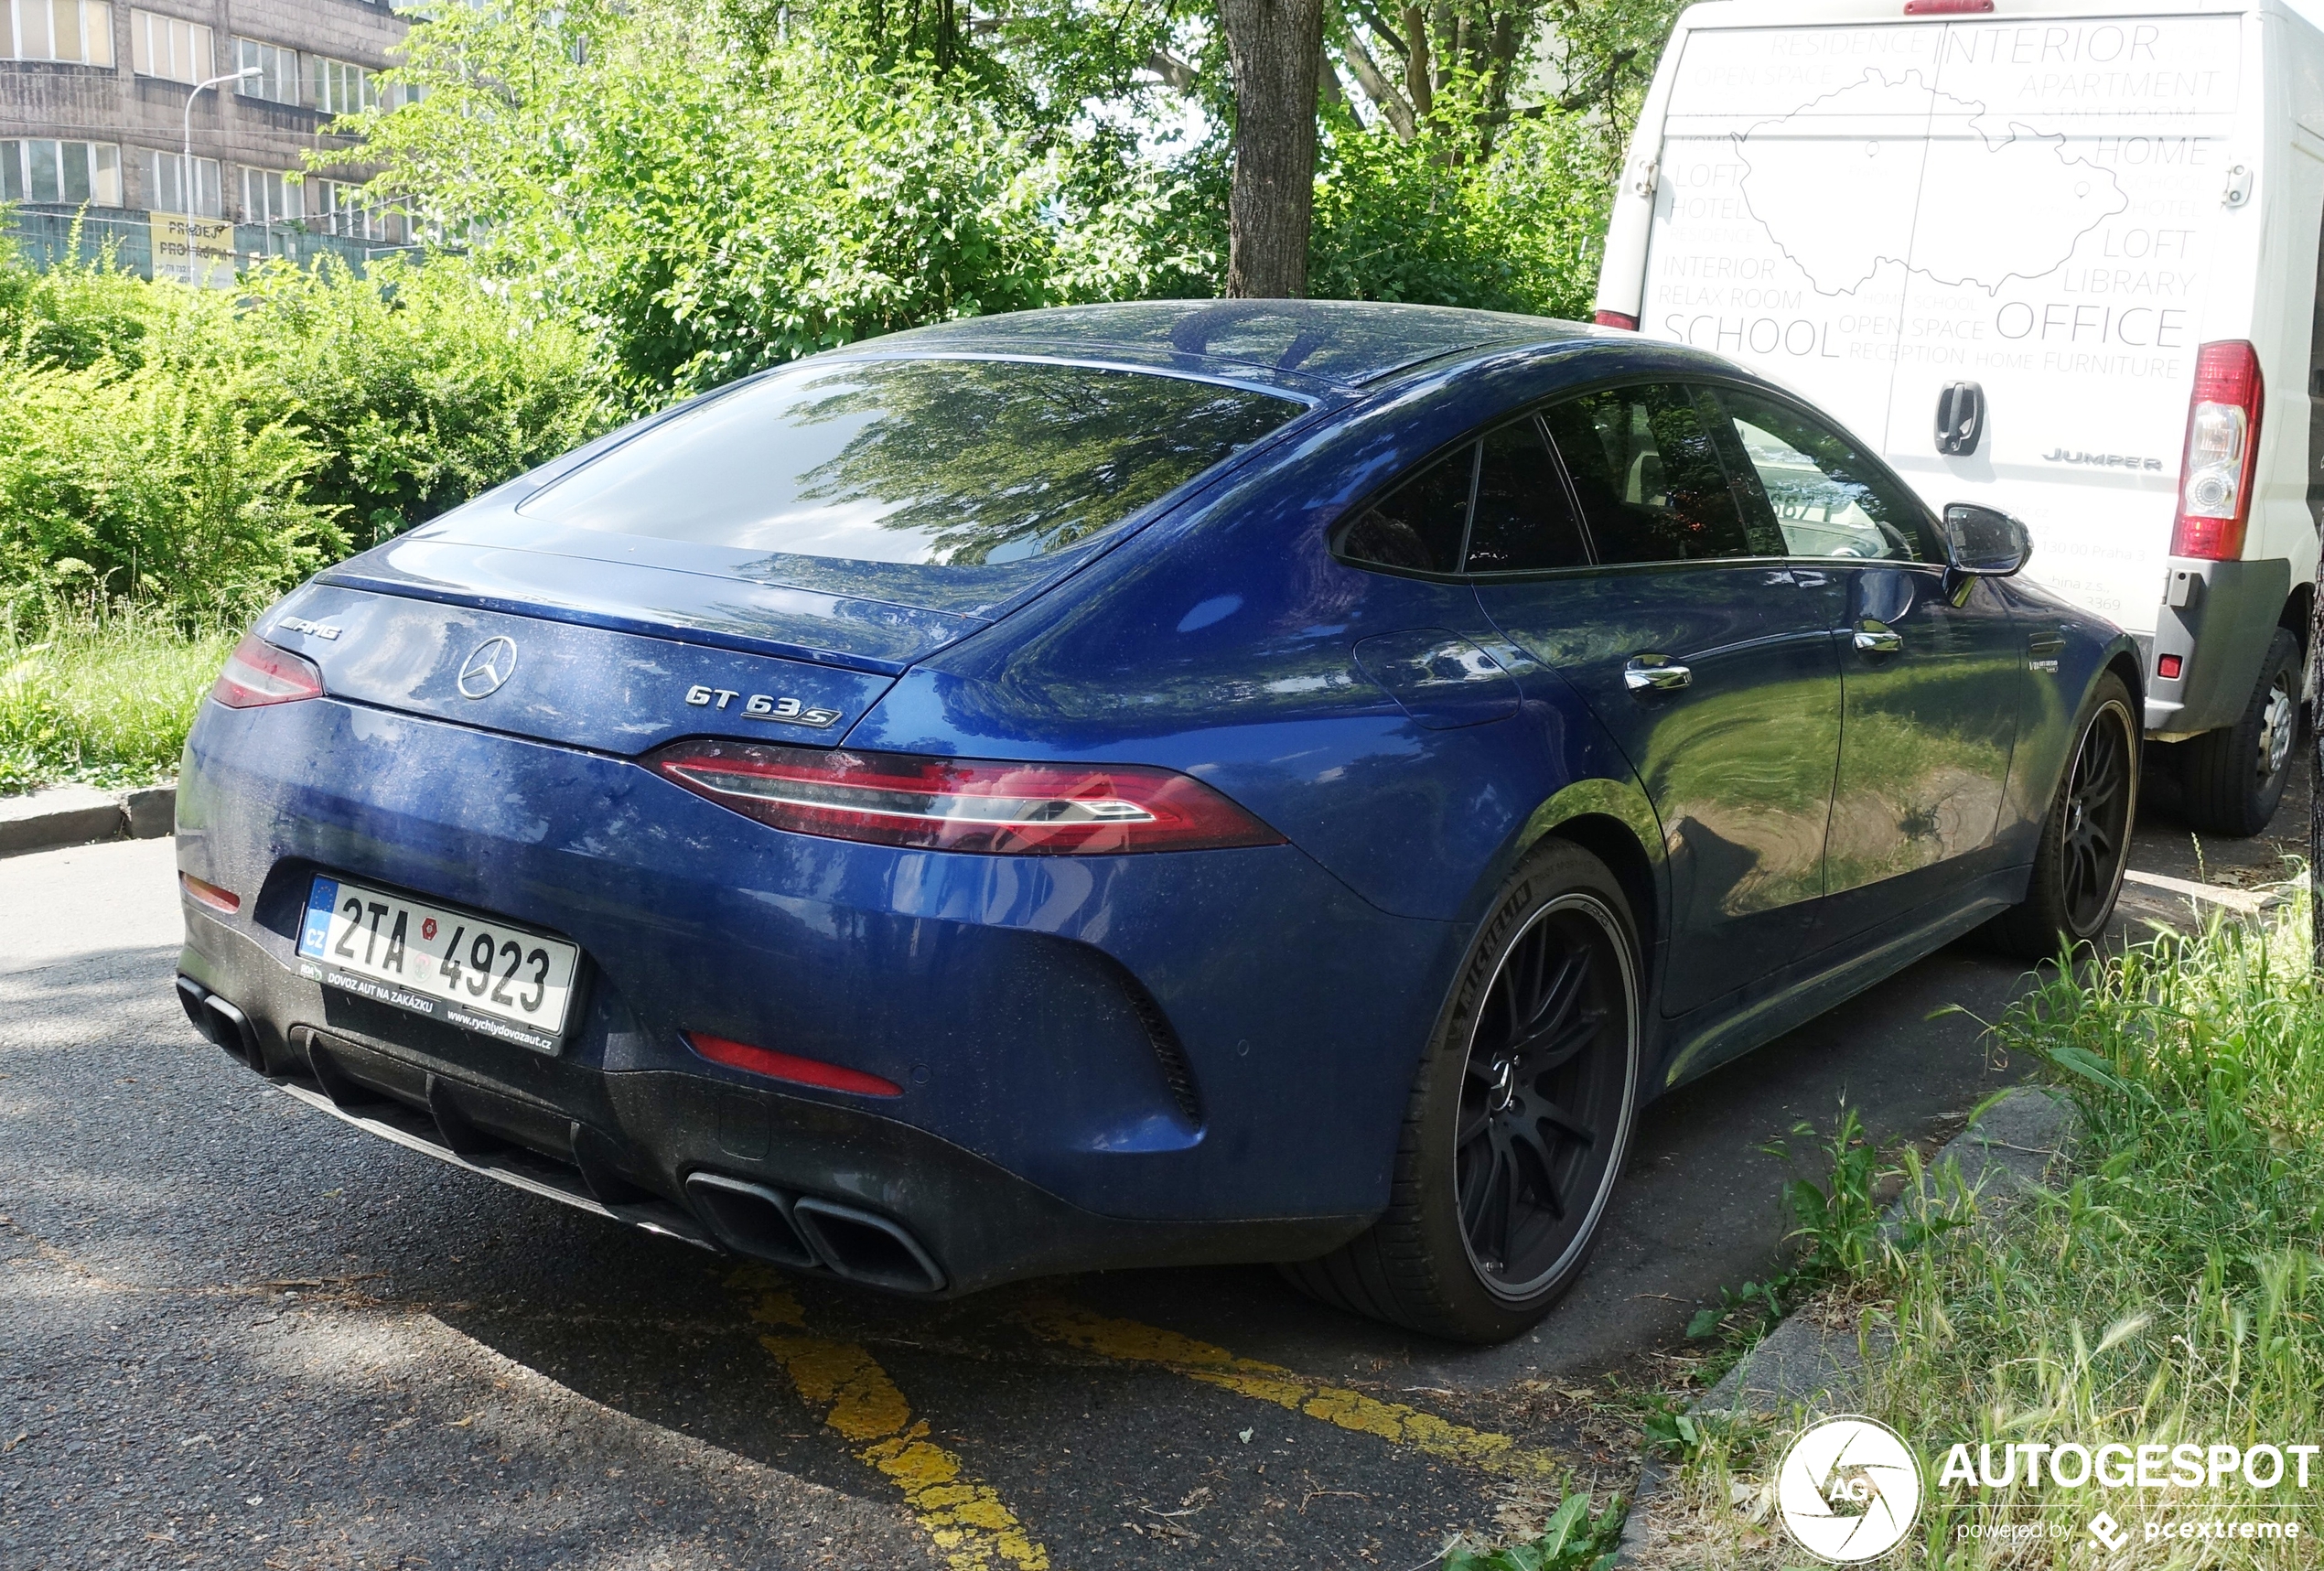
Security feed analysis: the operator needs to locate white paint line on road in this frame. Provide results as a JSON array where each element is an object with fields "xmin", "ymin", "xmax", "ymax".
[{"xmin": 2120, "ymin": 868, "xmax": 2274, "ymax": 915}]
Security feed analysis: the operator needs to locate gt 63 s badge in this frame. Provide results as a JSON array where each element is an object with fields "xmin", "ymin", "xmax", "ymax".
[{"xmin": 683, "ymin": 685, "xmax": 841, "ymax": 727}]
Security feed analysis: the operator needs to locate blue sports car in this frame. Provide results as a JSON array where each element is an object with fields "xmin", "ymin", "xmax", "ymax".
[{"xmin": 174, "ymin": 302, "xmax": 2137, "ymax": 1342}]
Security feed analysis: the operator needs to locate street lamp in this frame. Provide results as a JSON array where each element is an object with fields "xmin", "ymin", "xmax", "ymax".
[{"xmin": 180, "ymin": 65, "xmax": 259, "ymax": 282}]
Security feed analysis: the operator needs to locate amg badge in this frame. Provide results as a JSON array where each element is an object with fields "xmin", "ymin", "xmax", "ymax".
[{"xmin": 683, "ymin": 684, "xmax": 842, "ymax": 727}]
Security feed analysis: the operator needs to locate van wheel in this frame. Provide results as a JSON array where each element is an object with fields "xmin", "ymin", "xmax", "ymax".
[
  {"xmin": 1986, "ymin": 673, "xmax": 2137, "ymax": 959},
  {"xmin": 1278, "ymin": 842, "xmax": 1641, "ymax": 1343},
  {"xmin": 2179, "ymin": 627, "xmax": 2299, "ymax": 838}
]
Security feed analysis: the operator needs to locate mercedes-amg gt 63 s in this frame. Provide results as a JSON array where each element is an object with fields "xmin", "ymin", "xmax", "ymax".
[{"xmin": 174, "ymin": 302, "xmax": 2137, "ymax": 1341}]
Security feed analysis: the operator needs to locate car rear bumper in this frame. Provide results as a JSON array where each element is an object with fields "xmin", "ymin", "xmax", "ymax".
[
  {"xmin": 175, "ymin": 694, "xmax": 1459, "ymax": 1290},
  {"xmin": 174, "ymin": 952, "xmax": 1365, "ymax": 1295}
]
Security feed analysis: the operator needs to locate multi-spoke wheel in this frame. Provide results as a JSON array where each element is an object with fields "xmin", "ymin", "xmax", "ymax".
[
  {"xmin": 2056, "ymin": 696, "xmax": 2134, "ymax": 934},
  {"xmin": 1986, "ymin": 673, "xmax": 2138, "ymax": 957},
  {"xmin": 1280, "ymin": 841, "xmax": 1641, "ymax": 1342},
  {"xmin": 1454, "ymin": 897, "xmax": 1632, "ymax": 1299},
  {"xmin": 2179, "ymin": 627, "xmax": 2300, "ymax": 838}
]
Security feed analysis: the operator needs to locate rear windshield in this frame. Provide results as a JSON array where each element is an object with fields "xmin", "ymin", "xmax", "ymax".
[{"xmin": 517, "ymin": 357, "xmax": 1301, "ymax": 567}]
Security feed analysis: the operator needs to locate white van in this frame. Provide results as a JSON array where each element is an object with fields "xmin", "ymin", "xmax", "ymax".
[{"xmin": 1595, "ymin": 0, "xmax": 2324, "ymax": 834}]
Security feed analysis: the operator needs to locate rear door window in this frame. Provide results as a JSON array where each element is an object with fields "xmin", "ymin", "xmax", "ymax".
[
  {"xmin": 518, "ymin": 358, "xmax": 1300, "ymax": 566},
  {"xmin": 1464, "ymin": 420, "xmax": 1593, "ymax": 574},
  {"xmin": 1539, "ymin": 383, "xmax": 1775, "ymax": 565}
]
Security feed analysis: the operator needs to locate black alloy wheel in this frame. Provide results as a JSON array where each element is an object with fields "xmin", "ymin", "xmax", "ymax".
[
  {"xmin": 2057, "ymin": 697, "xmax": 2135, "ymax": 933},
  {"xmin": 1455, "ymin": 896, "xmax": 1634, "ymax": 1300},
  {"xmin": 1279, "ymin": 841, "xmax": 1642, "ymax": 1342},
  {"xmin": 1986, "ymin": 673, "xmax": 2139, "ymax": 957}
]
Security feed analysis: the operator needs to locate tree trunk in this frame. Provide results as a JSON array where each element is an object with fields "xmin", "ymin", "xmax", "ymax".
[
  {"xmin": 1220, "ymin": 0, "xmax": 1323, "ymax": 298},
  {"xmin": 2311, "ymin": 558, "xmax": 2323, "ymax": 972}
]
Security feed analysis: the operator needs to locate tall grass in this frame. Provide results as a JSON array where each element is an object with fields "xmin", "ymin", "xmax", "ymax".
[
  {"xmin": 0, "ymin": 604, "xmax": 229, "ymax": 792},
  {"xmin": 1647, "ymin": 904, "xmax": 2324, "ymax": 1567}
]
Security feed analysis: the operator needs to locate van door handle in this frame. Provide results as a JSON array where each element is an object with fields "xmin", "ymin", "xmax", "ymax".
[
  {"xmin": 1624, "ymin": 654, "xmax": 1692, "ymax": 692},
  {"xmin": 1853, "ymin": 622, "xmax": 1904, "ymax": 655}
]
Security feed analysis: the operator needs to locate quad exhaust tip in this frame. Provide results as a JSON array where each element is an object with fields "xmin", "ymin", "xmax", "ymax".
[
  {"xmin": 174, "ymin": 974, "xmax": 946, "ymax": 1296},
  {"xmin": 683, "ymin": 1172, "xmax": 945, "ymax": 1295},
  {"xmin": 177, "ymin": 975, "xmax": 263, "ymax": 1073}
]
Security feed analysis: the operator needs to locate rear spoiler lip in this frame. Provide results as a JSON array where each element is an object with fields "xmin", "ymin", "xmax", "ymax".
[{"xmin": 315, "ymin": 561, "xmax": 980, "ymax": 678}]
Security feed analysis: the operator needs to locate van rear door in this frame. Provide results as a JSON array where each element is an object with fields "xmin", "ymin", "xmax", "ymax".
[{"xmin": 1638, "ymin": 10, "xmax": 2247, "ymax": 636}]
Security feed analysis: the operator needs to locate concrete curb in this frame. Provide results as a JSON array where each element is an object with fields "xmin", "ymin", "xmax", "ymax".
[
  {"xmin": 1612, "ymin": 1086, "xmax": 2079, "ymax": 1564},
  {"xmin": 0, "ymin": 782, "xmax": 175, "ymax": 857}
]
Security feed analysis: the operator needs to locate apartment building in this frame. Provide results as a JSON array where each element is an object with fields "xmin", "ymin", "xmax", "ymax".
[{"xmin": 0, "ymin": 0, "xmax": 408, "ymax": 240}]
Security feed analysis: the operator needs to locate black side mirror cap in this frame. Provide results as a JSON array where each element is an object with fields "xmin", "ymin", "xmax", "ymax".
[{"xmin": 1940, "ymin": 503, "xmax": 2031, "ymax": 578}]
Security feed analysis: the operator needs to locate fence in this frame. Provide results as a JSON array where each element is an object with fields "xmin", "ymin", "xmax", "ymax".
[{"xmin": 5, "ymin": 206, "xmax": 424, "ymax": 280}]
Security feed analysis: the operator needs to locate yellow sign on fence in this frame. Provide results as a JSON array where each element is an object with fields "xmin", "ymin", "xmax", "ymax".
[{"xmin": 149, "ymin": 214, "xmax": 236, "ymax": 288}]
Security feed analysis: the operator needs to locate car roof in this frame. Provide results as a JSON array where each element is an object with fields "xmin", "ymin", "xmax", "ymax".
[{"xmin": 855, "ymin": 300, "xmax": 1600, "ymax": 393}]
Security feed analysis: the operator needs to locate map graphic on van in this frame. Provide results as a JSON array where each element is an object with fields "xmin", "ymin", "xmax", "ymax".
[{"xmin": 1738, "ymin": 71, "xmax": 2127, "ymax": 298}]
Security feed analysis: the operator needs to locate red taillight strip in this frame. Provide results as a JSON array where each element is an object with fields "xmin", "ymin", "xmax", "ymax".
[
  {"xmin": 648, "ymin": 740, "xmax": 1284, "ymax": 855},
  {"xmin": 685, "ymin": 1032, "xmax": 902, "ymax": 1097},
  {"xmin": 210, "ymin": 633, "xmax": 325, "ymax": 708},
  {"xmin": 179, "ymin": 873, "xmax": 241, "ymax": 913}
]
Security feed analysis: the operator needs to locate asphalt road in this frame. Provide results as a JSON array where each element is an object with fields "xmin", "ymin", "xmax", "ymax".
[{"xmin": 2, "ymin": 759, "xmax": 2307, "ymax": 1571}]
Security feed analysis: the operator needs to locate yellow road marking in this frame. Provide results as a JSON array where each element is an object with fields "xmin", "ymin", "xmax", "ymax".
[
  {"xmin": 737, "ymin": 1268, "xmax": 1049, "ymax": 1570},
  {"xmin": 1013, "ymin": 1295, "xmax": 1568, "ymax": 1480}
]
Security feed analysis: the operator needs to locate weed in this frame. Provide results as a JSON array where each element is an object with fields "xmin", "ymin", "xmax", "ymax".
[
  {"xmin": 1443, "ymin": 1490, "xmax": 1627, "ymax": 1570},
  {"xmin": 0, "ymin": 599, "xmax": 227, "ymax": 791}
]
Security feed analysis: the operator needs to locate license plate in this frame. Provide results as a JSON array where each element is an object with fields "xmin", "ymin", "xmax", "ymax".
[{"xmin": 296, "ymin": 876, "xmax": 581, "ymax": 1053}]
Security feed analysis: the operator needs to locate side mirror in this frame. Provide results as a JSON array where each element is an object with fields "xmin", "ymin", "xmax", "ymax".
[{"xmin": 1940, "ymin": 503, "xmax": 2031, "ymax": 577}]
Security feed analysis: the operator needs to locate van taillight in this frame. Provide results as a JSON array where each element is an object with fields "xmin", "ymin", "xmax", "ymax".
[
  {"xmin": 2170, "ymin": 340, "xmax": 2264, "ymax": 560},
  {"xmin": 1903, "ymin": 0, "xmax": 1993, "ymax": 12},
  {"xmin": 1593, "ymin": 310, "xmax": 1639, "ymax": 330}
]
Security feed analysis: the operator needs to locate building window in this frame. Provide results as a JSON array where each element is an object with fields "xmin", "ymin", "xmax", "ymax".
[
  {"xmin": 131, "ymin": 9, "xmax": 212, "ymax": 84},
  {"xmin": 143, "ymin": 148, "xmax": 221, "ymax": 216},
  {"xmin": 310, "ymin": 178, "xmax": 402, "ymax": 242},
  {"xmin": 0, "ymin": 139, "xmax": 124, "ymax": 205},
  {"xmin": 308, "ymin": 56, "xmax": 380, "ymax": 115},
  {"xmin": 242, "ymin": 167, "xmax": 300, "ymax": 223},
  {"xmin": 234, "ymin": 38, "xmax": 298, "ymax": 105},
  {"xmin": 2, "ymin": 0, "xmax": 116, "ymax": 65}
]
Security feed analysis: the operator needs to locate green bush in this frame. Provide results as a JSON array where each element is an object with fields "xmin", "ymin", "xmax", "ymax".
[
  {"xmin": 0, "ymin": 233, "xmax": 617, "ymax": 621},
  {"xmin": 1308, "ymin": 112, "xmax": 1614, "ymax": 318}
]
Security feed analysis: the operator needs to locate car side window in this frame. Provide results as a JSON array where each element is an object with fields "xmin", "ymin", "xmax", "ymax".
[
  {"xmin": 1337, "ymin": 443, "xmax": 1478, "ymax": 574},
  {"xmin": 1538, "ymin": 383, "xmax": 1767, "ymax": 565},
  {"xmin": 1709, "ymin": 388, "xmax": 1935, "ymax": 562},
  {"xmin": 1464, "ymin": 420, "xmax": 1592, "ymax": 574}
]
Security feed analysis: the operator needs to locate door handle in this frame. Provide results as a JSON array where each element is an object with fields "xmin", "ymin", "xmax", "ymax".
[
  {"xmin": 1624, "ymin": 654, "xmax": 1692, "ymax": 692},
  {"xmin": 1853, "ymin": 622, "xmax": 1903, "ymax": 655}
]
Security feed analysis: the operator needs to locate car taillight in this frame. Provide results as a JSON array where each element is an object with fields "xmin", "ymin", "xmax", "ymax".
[
  {"xmin": 685, "ymin": 1032, "xmax": 902, "ymax": 1097},
  {"xmin": 648, "ymin": 740, "xmax": 1285, "ymax": 855},
  {"xmin": 211, "ymin": 633, "xmax": 324, "ymax": 708},
  {"xmin": 1593, "ymin": 310, "xmax": 1640, "ymax": 330},
  {"xmin": 2171, "ymin": 340, "xmax": 2264, "ymax": 560}
]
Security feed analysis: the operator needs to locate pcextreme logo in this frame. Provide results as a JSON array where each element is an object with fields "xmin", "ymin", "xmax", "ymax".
[{"xmin": 1778, "ymin": 1416, "xmax": 1924, "ymax": 1563}]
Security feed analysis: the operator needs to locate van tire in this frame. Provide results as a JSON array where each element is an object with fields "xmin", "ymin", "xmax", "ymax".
[{"xmin": 2178, "ymin": 628, "xmax": 2299, "ymax": 838}]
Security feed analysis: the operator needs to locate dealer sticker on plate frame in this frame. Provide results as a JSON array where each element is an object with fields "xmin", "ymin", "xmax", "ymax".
[{"xmin": 296, "ymin": 876, "xmax": 581, "ymax": 1053}]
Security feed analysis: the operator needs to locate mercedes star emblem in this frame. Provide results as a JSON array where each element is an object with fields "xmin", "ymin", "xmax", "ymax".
[{"xmin": 457, "ymin": 636, "xmax": 518, "ymax": 699}]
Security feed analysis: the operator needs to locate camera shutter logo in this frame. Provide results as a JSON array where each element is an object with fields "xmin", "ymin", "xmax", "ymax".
[
  {"xmin": 457, "ymin": 637, "xmax": 518, "ymax": 699},
  {"xmin": 1777, "ymin": 1415, "xmax": 1923, "ymax": 1563}
]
